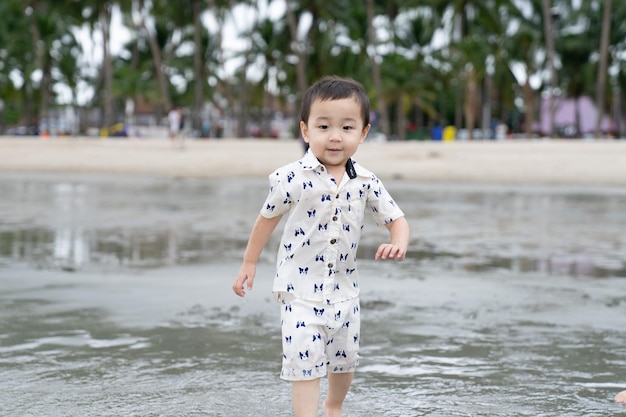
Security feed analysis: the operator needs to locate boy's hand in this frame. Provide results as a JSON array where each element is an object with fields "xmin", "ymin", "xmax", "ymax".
[
  {"xmin": 233, "ymin": 263, "xmax": 256, "ymax": 297},
  {"xmin": 375, "ymin": 243, "xmax": 406, "ymax": 261},
  {"xmin": 379, "ymin": 217, "xmax": 409, "ymax": 261}
]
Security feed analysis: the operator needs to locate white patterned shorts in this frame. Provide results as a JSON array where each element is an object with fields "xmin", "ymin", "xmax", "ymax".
[{"xmin": 276, "ymin": 293, "xmax": 360, "ymax": 381}]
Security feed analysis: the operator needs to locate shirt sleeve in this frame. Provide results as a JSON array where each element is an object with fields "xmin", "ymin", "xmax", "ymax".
[
  {"xmin": 367, "ymin": 176, "xmax": 405, "ymax": 226},
  {"xmin": 259, "ymin": 169, "xmax": 292, "ymax": 218}
]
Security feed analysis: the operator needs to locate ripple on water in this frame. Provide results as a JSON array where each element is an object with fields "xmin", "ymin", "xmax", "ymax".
[{"xmin": 2, "ymin": 178, "xmax": 626, "ymax": 416}]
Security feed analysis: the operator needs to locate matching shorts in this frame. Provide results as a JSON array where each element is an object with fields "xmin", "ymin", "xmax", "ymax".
[{"xmin": 276, "ymin": 293, "xmax": 360, "ymax": 381}]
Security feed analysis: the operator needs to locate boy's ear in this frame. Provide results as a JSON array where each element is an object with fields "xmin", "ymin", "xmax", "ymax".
[
  {"xmin": 360, "ymin": 124, "xmax": 371, "ymax": 142},
  {"xmin": 300, "ymin": 121, "xmax": 310, "ymax": 142}
]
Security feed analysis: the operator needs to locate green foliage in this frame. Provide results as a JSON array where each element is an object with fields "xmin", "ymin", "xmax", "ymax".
[{"xmin": 0, "ymin": 0, "xmax": 623, "ymax": 136}]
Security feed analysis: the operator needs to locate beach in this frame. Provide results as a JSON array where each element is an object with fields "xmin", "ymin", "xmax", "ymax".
[
  {"xmin": 2, "ymin": 136, "xmax": 626, "ymax": 416},
  {"xmin": 2, "ymin": 136, "xmax": 626, "ymax": 184}
]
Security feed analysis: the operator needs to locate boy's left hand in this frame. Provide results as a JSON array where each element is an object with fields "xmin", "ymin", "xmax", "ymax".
[{"xmin": 375, "ymin": 243, "xmax": 406, "ymax": 261}]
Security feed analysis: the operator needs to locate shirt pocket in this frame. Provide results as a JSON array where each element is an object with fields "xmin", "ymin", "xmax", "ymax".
[{"xmin": 342, "ymin": 193, "xmax": 366, "ymax": 226}]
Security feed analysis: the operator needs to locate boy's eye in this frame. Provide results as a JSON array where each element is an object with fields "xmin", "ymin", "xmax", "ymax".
[
  {"xmin": 318, "ymin": 125, "xmax": 328, "ymax": 130},
  {"xmin": 343, "ymin": 126, "xmax": 354, "ymax": 130}
]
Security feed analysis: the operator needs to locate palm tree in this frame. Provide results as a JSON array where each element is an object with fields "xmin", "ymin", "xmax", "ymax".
[
  {"xmin": 131, "ymin": 0, "xmax": 173, "ymax": 115},
  {"xmin": 1, "ymin": 0, "xmax": 82, "ymax": 132},
  {"xmin": 433, "ymin": 0, "xmax": 517, "ymax": 139},
  {"xmin": 113, "ymin": 28, "xmax": 162, "ymax": 131},
  {"xmin": 6, "ymin": 0, "xmax": 626, "ymax": 141},
  {"xmin": 503, "ymin": 0, "xmax": 544, "ymax": 136},
  {"xmin": 541, "ymin": 0, "xmax": 559, "ymax": 137},
  {"xmin": 381, "ymin": 4, "xmax": 441, "ymax": 139},
  {"xmin": 191, "ymin": 0, "xmax": 205, "ymax": 132},
  {"xmin": 74, "ymin": 0, "xmax": 128, "ymax": 132},
  {"xmin": 557, "ymin": 1, "xmax": 600, "ymax": 137},
  {"xmin": 281, "ymin": 0, "xmax": 365, "ymax": 112},
  {"xmin": 595, "ymin": 0, "xmax": 612, "ymax": 137},
  {"xmin": 98, "ymin": 1, "xmax": 115, "ymax": 132},
  {"xmin": 366, "ymin": 0, "xmax": 389, "ymax": 138},
  {"xmin": 246, "ymin": 14, "xmax": 292, "ymax": 136},
  {"xmin": 0, "ymin": 0, "xmax": 32, "ymax": 129},
  {"xmin": 54, "ymin": 24, "xmax": 85, "ymax": 135},
  {"xmin": 608, "ymin": 0, "xmax": 626, "ymax": 137},
  {"xmin": 283, "ymin": 0, "xmax": 308, "ymax": 103}
]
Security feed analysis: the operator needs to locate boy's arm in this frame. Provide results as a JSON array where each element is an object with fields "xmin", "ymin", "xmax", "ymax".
[
  {"xmin": 375, "ymin": 216, "xmax": 410, "ymax": 261},
  {"xmin": 232, "ymin": 214, "xmax": 283, "ymax": 297}
]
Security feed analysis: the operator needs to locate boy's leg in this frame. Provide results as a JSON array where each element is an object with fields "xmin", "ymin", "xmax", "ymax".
[
  {"xmin": 323, "ymin": 372, "xmax": 353, "ymax": 417},
  {"xmin": 292, "ymin": 378, "xmax": 321, "ymax": 417}
]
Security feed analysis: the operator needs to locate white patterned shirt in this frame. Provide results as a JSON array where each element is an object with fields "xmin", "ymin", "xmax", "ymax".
[{"xmin": 260, "ymin": 150, "xmax": 405, "ymax": 304}]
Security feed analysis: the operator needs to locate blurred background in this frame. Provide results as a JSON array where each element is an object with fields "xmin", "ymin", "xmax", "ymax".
[
  {"xmin": 3, "ymin": 3, "xmax": 626, "ymax": 414},
  {"xmin": 0, "ymin": 0, "xmax": 625, "ymax": 141}
]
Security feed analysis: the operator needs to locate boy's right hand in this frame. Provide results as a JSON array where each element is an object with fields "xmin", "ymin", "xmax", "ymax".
[{"xmin": 233, "ymin": 263, "xmax": 256, "ymax": 297}]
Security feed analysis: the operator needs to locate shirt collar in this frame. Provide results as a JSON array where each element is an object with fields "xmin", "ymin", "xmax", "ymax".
[
  {"xmin": 299, "ymin": 149, "xmax": 372, "ymax": 179},
  {"xmin": 300, "ymin": 149, "xmax": 322, "ymax": 170}
]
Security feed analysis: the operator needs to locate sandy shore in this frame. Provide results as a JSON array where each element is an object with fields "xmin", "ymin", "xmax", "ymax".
[{"xmin": 1, "ymin": 136, "xmax": 626, "ymax": 185}]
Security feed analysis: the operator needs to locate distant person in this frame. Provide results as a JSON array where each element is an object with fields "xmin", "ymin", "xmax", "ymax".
[
  {"xmin": 179, "ymin": 108, "xmax": 185, "ymax": 131},
  {"xmin": 232, "ymin": 76, "xmax": 410, "ymax": 417},
  {"xmin": 496, "ymin": 120, "xmax": 508, "ymax": 140},
  {"xmin": 168, "ymin": 106, "xmax": 183, "ymax": 148},
  {"xmin": 616, "ymin": 390, "xmax": 626, "ymax": 404},
  {"xmin": 201, "ymin": 120, "xmax": 212, "ymax": 138}
]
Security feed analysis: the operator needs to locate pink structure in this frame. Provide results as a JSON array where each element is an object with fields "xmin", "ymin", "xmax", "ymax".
[{"xmin": 537, "ymin": 96, "xmax": 617, "ymax": 137}]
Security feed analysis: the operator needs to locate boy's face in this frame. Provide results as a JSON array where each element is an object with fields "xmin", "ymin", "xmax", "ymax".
[{"xmin": 300, "ymin": 97, "xmax": 370, "ymax": 171}]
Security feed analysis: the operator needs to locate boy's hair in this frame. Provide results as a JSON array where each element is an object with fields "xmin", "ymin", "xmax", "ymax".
[{"xmin": 300, "ymin": 76, "xmax": 370, "ymax": 128}]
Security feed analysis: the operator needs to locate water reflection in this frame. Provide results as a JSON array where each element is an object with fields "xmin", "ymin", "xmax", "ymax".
[
  {"xmin": 1, "ymin": 175, "xmax": 626, "ymax": 416},
  {"xmin": 0, "ymin": 175, "xmax": 266, "ymax": 270},
  {"xmin": 1, "ymin": 177, "xmax": 625, "ymax": 279},
  {"xmin": 0, "ymin": 226, "xmax": 241, "ymax": 269}
]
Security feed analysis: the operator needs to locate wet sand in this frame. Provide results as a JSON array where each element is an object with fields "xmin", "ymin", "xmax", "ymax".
[
  {"xmin": 2, "ymin": 158, "xmax": 626, "ymax": 415},
  {"xmin": 2, "ymin": 136, "xmax": 626, "ymax": 184}
]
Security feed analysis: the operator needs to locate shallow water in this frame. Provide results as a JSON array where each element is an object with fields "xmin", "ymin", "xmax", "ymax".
[{"xmin": 1, "ymin": 173, "xmax": 626, "ymax": 416}]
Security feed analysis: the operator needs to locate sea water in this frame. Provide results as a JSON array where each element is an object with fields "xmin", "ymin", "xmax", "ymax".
[{"xmin": 1, "ymin": 173, "xmax": 625, "ymax": 416}]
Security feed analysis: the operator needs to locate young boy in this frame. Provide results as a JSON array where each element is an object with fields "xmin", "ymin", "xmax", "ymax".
[{"xmin": 232, "ymin": 76, "xmax": 410, "ymax": 417}]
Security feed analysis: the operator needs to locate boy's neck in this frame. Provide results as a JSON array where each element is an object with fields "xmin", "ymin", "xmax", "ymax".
[
  {"xmin": 326, "ymin": 165, "xmax": 345, "ymax": 183},
  {"xmin": 321, "ymin": 159, "xmax": 356, "ymax": 183}
]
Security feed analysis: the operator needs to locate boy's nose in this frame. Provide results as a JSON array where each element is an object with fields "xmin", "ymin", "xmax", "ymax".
[{"xmin": 329, "ymin": 128, "xmax": 342, "ymax": 141}]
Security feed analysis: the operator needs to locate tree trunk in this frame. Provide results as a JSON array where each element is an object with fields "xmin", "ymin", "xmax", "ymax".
[
  {"xmin": 30, "ymin": 0, "xmax": 47, "ymax": 132},
  {"xmin": 207, "ymin": 0, "xmax": 227, "ymax": 133},
  {"xmin": 541, "ymin": 0, "xmax": 558, "ymax": 137},
  {"xmin": 366, "ymin": 0, "xmax": 390, "ymax": 139},
  {"xmin": 464, "ymin": 66, "xmax": 479, "ymax": 140},
  {"xmin": 454, "ymin": 85, "xmax": 463, "ymax": 131},
  {"xmin": 23, "ymin": 82, "xmax": 34, "ymax": 130},
  {"xmin": 285, "ymin": 0, "xmax": 308, "ymax": 115},
  {"xmin": 237, "ymin": 52, "xmax": 251, "ymax": 138},
  {"xmin": 100, "ymin": 2, "xmax": 114, "ymax": 131},
  {"xmin": 192, "ymin": 0, "xmax": 204, "ymax": 133},
  {"xmin": 40, "ymin": 56, "xmax": 52, "ymax": 134},
  {"xmin": 453, "ymin": 12, "xmax": 464, "ymax": 132},
  {"xmin": 482, "ymin": 73, "xmax": 492, "ymax": 139},
  {"xmin": 595, "ymin": 0, "xmax": 612, "ymax": 138},
  {"xmin": 522, "ymin": 80, "xmax": 535, "ymax": 136},
  {"xmin": 138, "ymin": 0, "xmax": 171, "ymax": 117}
]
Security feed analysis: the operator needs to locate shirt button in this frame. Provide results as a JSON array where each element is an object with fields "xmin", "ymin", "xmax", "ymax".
[
  {"xmin": 330, "ymin": 238, "xmax": 336, "ymax": 244},
  {"xmin": 332, "ymin": 216, "xmax": 338, "ymax": 221},
  {"xmin": 336, "ymin": 194, "xmax": 340, "ymax": 199},
  {"xmin": 327, "ymin": 263, "xmax": 334, "ymax": 268}
]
